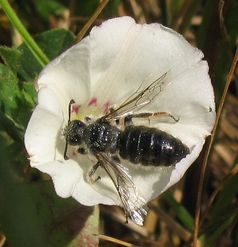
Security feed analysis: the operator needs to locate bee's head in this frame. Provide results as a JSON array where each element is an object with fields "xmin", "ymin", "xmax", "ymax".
[{"xmin": 64, "ymin": 120, "xmax": 86, "ymax": 145}]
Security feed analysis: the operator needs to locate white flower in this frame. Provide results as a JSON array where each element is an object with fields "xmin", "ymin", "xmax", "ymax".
[{"xmin": 25, "ymin": 16, "xmax": 215, "ymax": 225}]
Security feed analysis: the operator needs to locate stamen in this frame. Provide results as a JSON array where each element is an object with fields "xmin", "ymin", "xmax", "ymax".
[
  {"xmin": 103, "ymin": 101, "xmax": 112, "ymax": 114},
  {"xmin": 88, "ymin": 97, "xmax": 97, "ymax": 106},
  {"xmin": 72, "ymin": 104, "xmax": 80, "ymax": 114}
]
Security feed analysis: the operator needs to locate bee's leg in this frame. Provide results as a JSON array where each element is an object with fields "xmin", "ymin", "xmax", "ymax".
[
  {"xmin": 87, "ymin": 162, "xmax": 101, "ymax": 183},
  {"xmin": 151, "ymin": 112, "xmax": 179, "ymax": 122},
  {"xmin": 124, "ymin": 115, "xmax": 133, "ymax": 127},
  {"xmin": 106, "ymin": 106, "xmax": 131, "ymax": 129},
  {"xmin": 125, "ymin": 111, "xmax": 179, "ymax": 125}
]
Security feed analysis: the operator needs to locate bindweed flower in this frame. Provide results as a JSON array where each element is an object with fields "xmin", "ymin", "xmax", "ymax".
[{"xmin": 25, "ymin": 16, "xmax": 215, "ymax": 225}]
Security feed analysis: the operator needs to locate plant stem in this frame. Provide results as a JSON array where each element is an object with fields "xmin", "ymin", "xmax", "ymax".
[
  {"xmin": 76, "ymin": 0, "xmax": 110, "ymax": 42},
  {"xmin": 0, "ymin": 0, "xmax": 49, "ymax": 66}
]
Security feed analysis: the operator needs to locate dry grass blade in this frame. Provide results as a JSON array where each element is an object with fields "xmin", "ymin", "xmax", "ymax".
[
  {"xmin": 0, "ymin": 233, "xmax": 6, "ymax": 247},
  {"xmin": 171, "ymin": 0, "xmax": 192, "ymax": 30},
  {"xmin": 101, "ymin": 206, "xmax": 148, "ymax": 237},
  {"xmin": 144, "ymin": 206, "xmax": 158, "ymax": 235},
  {"xmin": 192, "ymin": 45, "xmax": 238, "ymax": 247},
  {"xmin": 99, "ymin": 234, "xmax": 138, "ymax": 247},
  {"xmin": 150, "ymin": 204, "xmax": 192, "ymax": 242},
  {"xmin": 76, "ymin": 0, "xmax": 109, "ymax": 42},
  {"xmin": 129, "ymin": 0, "xmax": 146, "ymax": 23},
  {"xmin": 218, "ymin": 0, "xmax": 229, "ymax": 42}
]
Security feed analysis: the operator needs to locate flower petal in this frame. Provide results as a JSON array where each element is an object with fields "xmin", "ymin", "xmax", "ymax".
[
  {"xmin": 24, "ymin": 104, "xmax": 63, "ymax": 166},
  {"xmin": 88, "ymin": 16, "xmax": 204, "ymax": 105},
  {"xmin": 37, "ymin": 39, "xmax": 91, "ymax": 119},
  {"xmin": 38, "ymin": 159, "xmax": 116, "ymax": 205},
  {"xmin": 37, "ymin": 87, "xmax": 63, "ymax": 117},
  {"xmin": 147, "ymin": 61, "xmax": 215, "ymax": 139}
]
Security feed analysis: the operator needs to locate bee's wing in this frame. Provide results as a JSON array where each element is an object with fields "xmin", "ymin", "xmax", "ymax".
[
  {"xmin": 104, "ymin": 72, "xmax": 168, "ymax": 121},
  {"xmin": 96, "ymin": 153, "xmax": 147, "ymax": 225}
]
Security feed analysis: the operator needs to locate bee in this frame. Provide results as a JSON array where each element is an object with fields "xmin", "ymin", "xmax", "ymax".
[{"xmin": 63, "ymin": 73, "xmax": 190, "ymax": 225}]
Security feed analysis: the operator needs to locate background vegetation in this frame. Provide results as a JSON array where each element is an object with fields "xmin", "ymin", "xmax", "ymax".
[{"xmin": 0, "ymin": 0, "xmax": 237, "ymax": 246}]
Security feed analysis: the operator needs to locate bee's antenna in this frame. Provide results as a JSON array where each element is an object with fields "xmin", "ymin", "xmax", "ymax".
[
  {"xmin": 64, "ymin": 143, "xmax": 69, "ymax": 160},
  {"xmin": 68, "ymin": 99, "xmax": 75, "ymax": 122},
  {"xmin": 64, "ymin": 99, "xmax": 75, "ymax": 160}
]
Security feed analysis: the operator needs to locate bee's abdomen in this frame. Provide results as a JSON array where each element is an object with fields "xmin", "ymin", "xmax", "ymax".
[{"xmin": 119, "ymin": 126, "xmax": 190, "ymax": 166}]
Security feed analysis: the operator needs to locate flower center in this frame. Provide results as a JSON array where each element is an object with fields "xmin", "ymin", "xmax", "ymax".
[
  {"xmin": 70, "ymin": 97, "xmax": 112, "ymax": 122},
  {"xmin": 64, "ymin": 97, "xmax": 113, "ymax": 162}
]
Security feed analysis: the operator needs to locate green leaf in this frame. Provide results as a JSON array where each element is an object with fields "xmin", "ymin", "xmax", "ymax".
[
  {"xmin": 197, "ymin": 0, "xmax": 238, "ymax": 101},
  {"xmin": 67, "ymin": 206, "xmax": 99, "ymax": 247},
  {"xmin": 0, "ymin": 28, "xmax": 74, "ymax": 135},
  {"xmin": 168, "ymin": 0, "xmax": 185, "ymax": 27},
  {"xmin": 0, "ymin": 63, "xmax": 20, "ymax": 114},
  {"xmin": 34, "ymin": 0, "xmax": 66, "ymax": 21},
  {"xmin": 0, "ymin": 0, "xmax": 49, "ymax": 66},
  {"xmin": 225, "ymin": 0, "xmax": 238, "ymax": 43},
  {"xmin": 0, "ymin": 111, "xmax": 23, "ymax": 142},
  {"xmin": 0, "ymin": 62, "xmax": 35, "ymax": 129},
  {"xmin": 0, "ymin": 47, "xmax": 22, "ymax": 75},
  {"xmin": 18, "ymin": 28, "xmax": 75, "ymax": 81},
  {"xmin": 32, "ymin": 28, "xmax": 76, "ymax": 60},
  {"xmin": 211, "ymin": 173, "xmax": 238, "ymax": 218},
  {"xmin": 104, "ymin": 0, "xmax": 121, "ymax": 16},
  {"xmin": 202, "ymin": 210, "xmax": 238, "ymax": 247},
  {"xmin": 22, "ymin": 82, "xmax": 36, "ymax": 107},
  {"xmin": 0, "ymin": 46, "xmax": 35, "ymax": 81},
  {"xmin": 202, "ymin": 173, "xmax": 238, "ymax": 246},
  {"xmin": 0, "ymin": 29, "xmax": 75, "ymax": 82},
  {"xmin": 0, "ymin": 140, "xmax": 99, "ymax": 247},
  {"xmin": 163, "ymin": 191, "xmax": 194, "ymax": 232},
  {"xmin": 159, "ymin": 0, "xmax": 169, "ymax": 26},
  {"xmin": 73, "ymin": 0, "xmax": 100, "ymax": 17}
]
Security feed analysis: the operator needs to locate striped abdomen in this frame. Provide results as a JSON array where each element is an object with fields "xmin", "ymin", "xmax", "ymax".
[{"xmin": 119, "ymin": 126, "xmax": 190, "ymax": 166}]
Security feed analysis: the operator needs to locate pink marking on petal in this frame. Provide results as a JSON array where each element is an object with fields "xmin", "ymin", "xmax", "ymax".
[
  {"xmin": 103, "ymin": 101, "xmax": 112, "ymax": 114},
  {"xmin": 72, "ymin": 105, "xmax": 80, "ymax": 114},
  {"xmin": 88, "ymin": 97, "xmax": 97, "ymax": 106}
]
